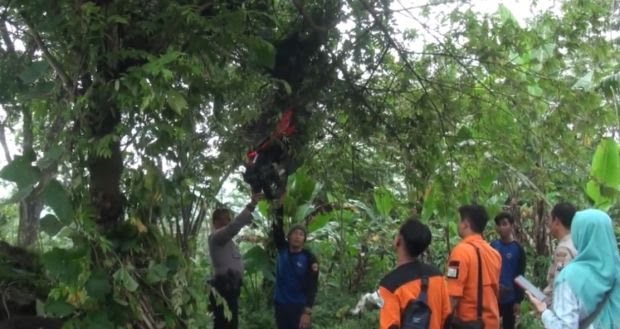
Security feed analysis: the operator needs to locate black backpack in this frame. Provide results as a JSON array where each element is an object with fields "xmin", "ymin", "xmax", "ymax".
[{"xmin": 401, "ymin": 276, "xmax": 432, "ymax": 329}]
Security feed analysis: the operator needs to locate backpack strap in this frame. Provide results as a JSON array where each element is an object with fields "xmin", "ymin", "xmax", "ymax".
[
  {"xmin": 467, "ymin": 242, "xmax": 484, "ymax": 321},
  {"xmin": 419, "ymin": 276, "xmax": 429, "ymax": 303},
  {"xmin": 579, "ymin": 279, "xmax": 615, "ymax": 329}
]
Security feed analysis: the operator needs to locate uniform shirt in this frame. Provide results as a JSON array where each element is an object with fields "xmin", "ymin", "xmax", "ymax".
[
  {"xmin": 446, "ymin": 234, "xmax": 502, "ymax": 329},
  {"xmin": 541, "ymin": 281, "xmax": 594, "ymax": 329},
  {"xmin": 543, "ymin": 235, "xmax": 578, "ymax": 305},
  {"xmin": 379, "ymin": 260, "xmax": 452, "ymax": 329},
  {"xmin": 490, "ymin": 240, "xmax": 526, "ymax": 305},
  {"xmin": 272, "ymin": 218, "xmax": 319, "ymax": 307},
  {"xmin": 208, "ymin": 209, "xmax": 253, "ymax": 276}
]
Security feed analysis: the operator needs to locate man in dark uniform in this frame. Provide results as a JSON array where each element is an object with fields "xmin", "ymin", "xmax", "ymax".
[{"xmin": 272, "ymin": 207, "xmax": 319, "ymax": 329}]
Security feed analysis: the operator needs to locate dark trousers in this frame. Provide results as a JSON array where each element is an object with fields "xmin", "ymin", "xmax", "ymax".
[
  {"xmin": 274, "ymin": 303, "xmax": 305, "ymax": 329},
  {"xmin": 499, "ymin": 303, "xmax": 515, "ymax": 329},
  {"xmin": 209, "ymin": 276, "xmax": 241, "ymax": 329}
]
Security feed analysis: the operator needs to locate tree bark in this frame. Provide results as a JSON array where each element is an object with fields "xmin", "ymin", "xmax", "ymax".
[{"xmin": 16, "ymin": 107, "xmax": 42, "ymax": 248}]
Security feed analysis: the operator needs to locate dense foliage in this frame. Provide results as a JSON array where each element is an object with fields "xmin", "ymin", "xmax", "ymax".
[{"xmin": 0, "ymin": 0, "xmax": 618, "ymax": 328}]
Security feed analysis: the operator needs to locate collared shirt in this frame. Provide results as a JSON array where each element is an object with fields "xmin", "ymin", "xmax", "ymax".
[
  {"xmin": 208, "ymin": 209, "xmax": 253, "ymax": 276},
  {"xmin": 544, "ymin": 235, "xmax": 578, "ymax": 304},
  {"xmin": 541, "ymin": 281, "xmax": 593, "ymax": 329},
  {"xmin": 446, "ymin": 234, "xmax": 502, "ymax": 329}
]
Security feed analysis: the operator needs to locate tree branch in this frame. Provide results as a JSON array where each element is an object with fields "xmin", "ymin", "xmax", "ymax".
[
  {"xmin": 0, "ymin": 124, "xmax": 12, "ymax": 163},
  {"xmin": 0, "ymin": 21, "xmax": 15, "ymax": 54},
  {"xmin": 23, "ymin": 22, "xmax": 74, "ymax": 99}
]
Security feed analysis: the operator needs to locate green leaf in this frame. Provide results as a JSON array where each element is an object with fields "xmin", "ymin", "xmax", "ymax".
[
  {"xmin": 243, "ymin": 246, "xmax": 274, "ymax": 281},
  {"xmin": 167, "ymin": 90, "xmax": 188, "ymax": 115},
  {"xmin": 497, "ymin": 4, "xmax": 517, "ymax": 24},
  {"xmin": 573, "ymin": 71, "xmax": 594, "ymax": 91},
  {"xmin": 480, "ymin": 171, "xmax": 496, "ymax": 194},
  {"xmin": 421, "ymin": 189, "xmax": 437, "ymax": 222},
  {"xmin": 113, "ymin": 267, "xmax": 139, "ymax": 292},
  {"xmin": 165, "ymin": 255, "xmax": 181, "ymax": 273},
  {"xmin": 246, "ymin": 37, "xmax": 275, "ymax": 69},
  {"xmin": 294, "ymin": 204, "xmax": 315, "ymax": 222},
  {"xmin": 42, "ymin": 180, "xmax": 74, "ymax": 224},
  {"xmin": 308, "ymin": 212, "xmax": 332, "ymax": 232},
  {"xmin": 146, "ymin": 263, "xmax": 169, "ymax": 284},
  {"xmin": 373, "ymin": 187, "xmax": 394, "ymax": 217},
  {"xmin": 590, "ymin": 139, "xmax": 620, "ymax": 190},
  {"xmin": 0, "ymin": 156, "xmax": 41, "ymax": 188},
  {"xmin": 45, "ymin": 299, "xmax": 74, "ymax": 317},
  {"xmin": 19, "ymin": 61, "xmax": 50, "ymax": 84},
  {"xmin": 84, "ymin": 311, "xmax": 115, "ymax": 329},
  {"xmin": 225, "ymin": 10, "xmax": 245, "ymax": 34},
  {"xmin": 86, "ymin": 269, "xmax": 112, "ymax": 299},
  {"xmin": 41, "ymin": 248, "xmax": 84, "ymax": 282},
  {"xmin": 597, "ymin": 72, "xmax": 620, "ymax": 97},
  {"xmin": 527, "ymin": 85, "xmax": 544, "ymax": 97},
  {"xmin": 39, "ymin": 214, "xmax": 65, "ymax": 236},
  {"xmin": 348, "ymin": 199, "xmax": 378, "ymax": 221},
  {"xmin": 37, "ymin": 145, "xmax": 64, "ymax": 170}
]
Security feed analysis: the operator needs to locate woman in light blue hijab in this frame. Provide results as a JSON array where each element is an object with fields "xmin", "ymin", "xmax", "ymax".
[{"xmin": 528, "ymin": 209, "xmax": 620, "ymax": 328}]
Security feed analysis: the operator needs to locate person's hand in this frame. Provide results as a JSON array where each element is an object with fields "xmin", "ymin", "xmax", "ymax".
[
  {"xmin": 299, "ymin": 312, "xmax": 311, "ymax": 329},
  {"xmin": 513, "ymin": 303, "xmax": 521, "ymax": 316},
  {"xmin": 526, "ymin": 291, "xmax": 547, "ymax": 314}
]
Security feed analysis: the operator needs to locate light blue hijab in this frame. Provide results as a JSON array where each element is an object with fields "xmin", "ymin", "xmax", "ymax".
[{"xmin": 556, "ymin": 209, "xmax": 620, "ymax": 328}]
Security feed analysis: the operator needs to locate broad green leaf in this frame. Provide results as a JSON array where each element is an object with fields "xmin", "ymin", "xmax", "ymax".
[
  {"xmin": 480, "ymin": 171, "xmax": 495, "ymax": 194},
  {"xmin": 245, "ymin": 37, "xmax": 275, "ymax": 69},
  {"xmin": 590, "ymin": 139, "xmax": 620, "ymax": 190},
  {"xmin": 41, "ymin": 248, "xmax": 83, "ymax": 282},
  {"xmin": 86, "ymin": 269, "xmax": 112, "ymax": 299},
  {"xmin": 146, "ymin": 263, "xmax": 169, "ymax": 284},
  {"xmin": 19, "ymin": 61, "xmax": 49, "ymax": 84},
  {"xmin": 586, "ymin": 180, "xmax": 607, "ymax": 209},
  {"xmin": 373, "ymin": 187, "xmax": 394, "ymax": 217},
  {"xmin": 243, "ymin": 246, "xmax": 274, "ymax": 281},
  {"xmin": 573, "ymin": 71, "xmax": 594, "ymax": 91},
  {"xmin": 37, "ymin": 145, "xmax": 64, "ymax": 170},
  {"xmin": 113, "ymin": 267, "xmax": 139, "ymax": 292},
  {"xmin": 597, "ymin": 72, "xmax": 620, "ymax": 97},
  {"xmin": 39, "ymin": 214, "xmax": 65, "ymax": 236},
  {"xmin": 308, "ymin": 212, "xmax": 332, "ymax": 232},
  {"xmin": 527, "ymin": 85, "xmax": 544, "ymax": 97},
  {"xmin": 45, "ymin": 299, "xmax": 74, "ymax": 317},
  {"xmin": 0, "ymin": 156, "xmax": 41, "ymax": 188},
  {"xmin": 348, "ymin": 199, "xmax": 377, "ymax": 221},
  {"xmin": 167, "ymin": 90, "xmax": 188, "ymax": 115},
  {"xmin": 294, "ymin": 204, "xmax": 315, "ymax": 222},
  {"xmin": 257, "ymin": 199, "xmax": 271, "ymax": 218},
  {"xmin": 42, "ymin": 180, "xmax": 74, "ymax": 224}
]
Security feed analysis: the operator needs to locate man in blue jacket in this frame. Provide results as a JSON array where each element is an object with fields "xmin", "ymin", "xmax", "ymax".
[{"xmin": 272, "ymin": 206, "xmax": 319, "ymax": 329}]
